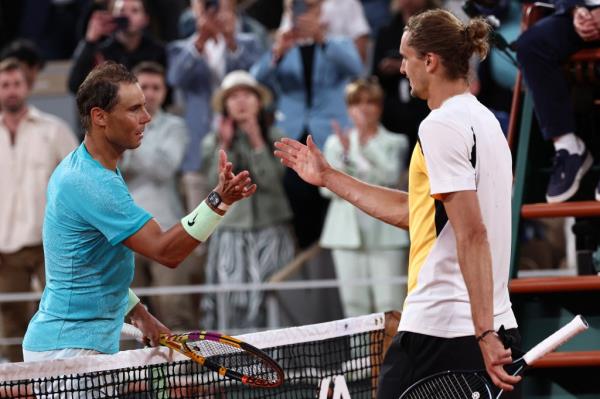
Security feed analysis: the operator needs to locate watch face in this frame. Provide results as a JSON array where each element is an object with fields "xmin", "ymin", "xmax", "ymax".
[{"xmin": 208, "ymin": 191, "xmax": 221, "ymax": 207}]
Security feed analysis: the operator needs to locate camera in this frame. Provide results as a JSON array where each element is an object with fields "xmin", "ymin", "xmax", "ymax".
[{"xmin": 113, "ymin": 15, "xmax": 129, "ymax": 31}]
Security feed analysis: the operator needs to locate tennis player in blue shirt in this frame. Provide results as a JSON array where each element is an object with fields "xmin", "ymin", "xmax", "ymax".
[{"xmin": 22, "ymin": 62, "xmax": 257, "ymax": 361}]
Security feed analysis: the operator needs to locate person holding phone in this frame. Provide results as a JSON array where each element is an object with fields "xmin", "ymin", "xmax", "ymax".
[
  {"xmin": 67, "ymin": 0, "xmax": 167, "ymax": 97},
  {"xmin": 252, "ymin": 0, "xmax": 363, "ymax": 249},
  {"xmin": 167, "ymin": 0, "xmax": 262, "ymax": 222},
  {"xmin": 199, "ymin": 70, "xmax": 294, "ymax": 330}
]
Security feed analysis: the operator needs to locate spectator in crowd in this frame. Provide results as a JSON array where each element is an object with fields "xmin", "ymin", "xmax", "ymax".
[
  {"xmin": 200, "ymin": 71, "xmax": 294, "ymax": 329},
  {"xmin": 280, "ymin": 0, "xmax": 371, "ymax": 63},
  {"xmin": 167, "ymin": 0, "xmax": 262, "ymax": 214},
  {"xmin": 0, "ymin": 39, "xmax": 45, "ymax": 89},
  {"xmin": 320, "ymin": 78, "xmax": 409, "ymax": 317},
  {"xmin": 18, "ymin": 0, "xmax": 89, "ymax": 60},
  {"xmin": 252, "ymin": 0, "xmax": 363, "ymax": 248},
  {"xmin": 361, "ymin": 0, "xmax": 392, "ymax": 38},
  {"xmin": 178, "ymin": 0, "xmax": 270, "ymax": 51},
  {"xmin": 119, "ymin": 62, "xmax": 200, "ymax": 331},
  {"xmin": 516, "ymin": 1, "xmax": 600, "ymax": 203},
  {"xmin": 0, "ymin": 58, "xmax": 78, "ymax": 362},
  {"xmin": 372, "ymin": 0, "xmax": 437, "ymax": 148},
  {"xmin": 68, "ymin": 0, "xmax": 166, "ymax": 95}
]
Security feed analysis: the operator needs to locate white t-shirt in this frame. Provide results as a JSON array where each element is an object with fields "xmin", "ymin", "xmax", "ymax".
[{"xmin": 399, "ymin": 92, "xmax": 517, "ymax": 337}]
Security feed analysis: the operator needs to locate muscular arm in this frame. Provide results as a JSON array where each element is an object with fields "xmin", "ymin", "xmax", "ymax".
[
  {"xmin": 275, "ymin": 136, "xmax": 408, "ymax": 229},
  {"xmin": 123, "ymin": 220, "xmax": 199, "ymax": 269},
  {"xmin": 443, "ymin": 190, "xmax": 520, "ymax": 391},
  {"xmin": 323, "ymin": 168, "xmax": 409, "ymax": 229}
]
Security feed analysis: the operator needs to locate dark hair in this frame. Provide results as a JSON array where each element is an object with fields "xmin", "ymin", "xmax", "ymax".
[
  {"xmin": 405, "ymin": 9, "xmax": 490, "ymax": 80},
  {"xmin": 0, "ymin": 39, "xmax": 45, "ymax": 70},
  {"xmin": 131, "ymin": 61, "xmax": 165, "ymax": 77},
  {"xmin": 76, "ymin": 61, "xmax": 138, "ymax": 130},
  {"xmin": 0, "ymin": 57, "xmax": 27, "ymax": 77}
]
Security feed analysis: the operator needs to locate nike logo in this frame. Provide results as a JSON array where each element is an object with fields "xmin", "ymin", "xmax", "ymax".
[{"xmin": 187, "ymin": 214, "xmax": 198, "ymax": 226}]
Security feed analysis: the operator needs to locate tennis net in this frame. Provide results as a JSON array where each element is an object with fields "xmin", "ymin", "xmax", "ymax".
[{"xmin": 0, "ymin": 312, "xmax": 399, "ymax": 398}]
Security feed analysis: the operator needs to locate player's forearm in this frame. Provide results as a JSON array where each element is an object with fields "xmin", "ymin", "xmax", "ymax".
[
  {"xmin": 323, "ymin": 167, "xmax": 409, "ymax": 229},
  {"xmin": 456, "ymin": 230, "xmax": 495, "ymax": 335}
]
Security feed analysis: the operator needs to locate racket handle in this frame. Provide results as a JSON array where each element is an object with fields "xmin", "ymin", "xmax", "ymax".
[
  {"xmin": 121, "ymin": 323, "xmax": 145, "ymax": 342},
  {"xmin": 523, "ymin": 315, "xmax": 589, "ymax": 365}
]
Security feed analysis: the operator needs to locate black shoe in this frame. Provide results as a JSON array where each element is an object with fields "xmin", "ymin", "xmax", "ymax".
[{"xmin": 546, "ymin": 149, "xmax": 593, "ymax": 203}]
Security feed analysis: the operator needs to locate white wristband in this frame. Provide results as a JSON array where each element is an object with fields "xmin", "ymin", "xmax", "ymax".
[{"xmin": 181, "ymin": 201, "xmax": 223, "ymax": 242}]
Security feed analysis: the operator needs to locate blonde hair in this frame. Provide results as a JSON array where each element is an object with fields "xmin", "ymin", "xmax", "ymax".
[
  {"xmin": 405, "ymin": 9, "xmax": 490, "ymax": 80},
  {"xmin": 345, "ymin": 77, "xmax": 384, "ymax": 106}
]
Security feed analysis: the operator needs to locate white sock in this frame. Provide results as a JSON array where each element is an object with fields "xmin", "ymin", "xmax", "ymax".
[{"xmin": 554, "ymin": 133, "xmax": 586, "ymax": 155}]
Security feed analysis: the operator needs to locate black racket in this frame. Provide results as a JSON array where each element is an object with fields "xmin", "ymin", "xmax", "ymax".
[
  {"xmin": 121, "ymin": 324, "xmax": 284, "ymax": 388},
  {"xmin": 399, "ymin": 315, "xmax": 589, "ymax": 399}
]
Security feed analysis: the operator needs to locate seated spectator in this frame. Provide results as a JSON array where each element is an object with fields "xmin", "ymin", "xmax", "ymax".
[
  {"xmin": 167, "ymin": 0, "xmax": 262, "ymax": 213},
  {"xmin": 252, "ymin": 0, "xmax": 364, "ymax": 248},
  {"xmin": 200, "ymin": 71, "xmax": 294, "ymax": 329},
  {"xmin": 0, "ymin": 39, "xmax": 45, "ymax": 89},
  {"xmin": 320, "ymin": 78, "xmax": 409, "ymax": 317},
  {"xmin": 0, "ymin": 59, "xmax": 78, "ymax": 362},
  {"xmin": 280, "ymin": 0, "xmax": 371, "ymax": 63},
  {"xmin": 372, "ymin": 0, "xmax": 438, "ymax": 148},
  {"xmin": 119, "ymin": 62, "xmax": 200, "ymax": 331},
  {"xmin": 68, "ymin": 0, "xmax": 166, "ymax": 95},
  {"xmin": 516, "ymin": 2, "xmax": 600, "ymax": 203}
]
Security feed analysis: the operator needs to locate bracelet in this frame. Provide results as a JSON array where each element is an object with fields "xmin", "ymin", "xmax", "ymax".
[
  {"xmin": 476, "ymin": 329, "xmax": 496, "ymax": 342},
  {"xmin": 181, "ymin": 200, "xmax": 224, "ymax": 242},
  {"xmin": 126, "ymin": 288, "xmax": 140, "ymax": 315}
]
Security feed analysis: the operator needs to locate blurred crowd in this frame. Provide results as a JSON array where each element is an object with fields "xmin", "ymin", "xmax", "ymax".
[{"xmin": 1, "ymin": 0, "xmax": 599, "ymax": 362}]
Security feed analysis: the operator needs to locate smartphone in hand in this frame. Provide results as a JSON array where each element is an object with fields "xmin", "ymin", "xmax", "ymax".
[{"xmin": 113, "ymin": 15, "xmax": 129, "ymax": 31}]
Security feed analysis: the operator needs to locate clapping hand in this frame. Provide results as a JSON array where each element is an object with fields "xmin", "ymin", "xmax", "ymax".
[{"xmin": 214, "ymin": 150, "xmax": 256, "ymax": 205}]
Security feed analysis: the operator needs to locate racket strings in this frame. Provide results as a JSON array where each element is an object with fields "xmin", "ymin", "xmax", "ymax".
[
  {"xmin": 186, "ymin": 340, "xmax": 281, "ymax": 385},
  {"xmin": 402, "ymin": 372, "xmax": 492, "ymax": 399}
]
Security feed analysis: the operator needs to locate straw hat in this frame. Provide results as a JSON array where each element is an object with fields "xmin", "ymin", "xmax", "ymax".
[{"xmin": 211, "ymin": 70, "xmax": 272, "ymax": 113}]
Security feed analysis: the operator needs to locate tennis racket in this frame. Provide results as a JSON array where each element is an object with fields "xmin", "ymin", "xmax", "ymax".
[
  {"xmin": 121, "ymin": 324, "xmax": 284, "ymax": 388},
  {"xmin": 399, "ymin": 315, "xmax": 589, "ymax": 399}
]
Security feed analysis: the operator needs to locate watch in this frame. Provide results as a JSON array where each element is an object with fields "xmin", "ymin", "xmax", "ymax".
[{"xmin": 206, "ymin": 191, "xmax": 229, "ymax": 212}]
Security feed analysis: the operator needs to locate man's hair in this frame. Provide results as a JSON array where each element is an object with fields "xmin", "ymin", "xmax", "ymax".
[
  {"xmin": 345, "ymin": 77, "xmax": 384, "ymax": 106},
  {"xmin": 0, "ymin": 39, "xmax": 45, "ymax": 70},
  {"xmin": 0, "ymin": 57, "xmax": 27, "ymax": 77},
  {"xmin": 76, "ymin": 61, "xmax": 138, "ymax": 130},
  {"xmin": 131, "ymin": 61, "xmax": 165, "ymax": 77},
  {"xmin": 405, "ymin": 9, "xmax": 490, "ymax": 80}
]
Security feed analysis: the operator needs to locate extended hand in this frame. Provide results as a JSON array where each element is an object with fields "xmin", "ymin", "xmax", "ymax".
[
  {"xmin": 215, "ymin": 150, "xmax": 257, "ymax": 204},
  {"xmin": 479, "ymin": 333, "xmax": 522, "ymax": 392},
  {"xmin": 274, "ymin": 135, "xmax": 331, "ymax": 187}
]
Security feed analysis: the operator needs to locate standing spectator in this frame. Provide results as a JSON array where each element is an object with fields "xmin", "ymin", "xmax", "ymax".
[
  {"xmin": 280, "ymin": 0, "xmax": 372, "ymax": 63},
  {"xmin": 167, "ymin": 0, "xmax": 262, "ymax": 214},
  {"xmin": 361, "ymin": 0, "xmax": 392, "ymax": 38},
  {"xmin": 320, "ymin": 78, "xmax": 409, "ymax": 317},
  {"xmin": 372, "ymin": 0, "xmax": 437, "ymax": 148},
  {"xmin": 178, "ymin": 0, "xmax": 270, "ymax": 51},
  {"xmin": 516, "ymin": 2, "xmax": 600, "ymax": 203},
  {"xmin": 0, "ymin": 58, "xmax": 77, "ymax": 362},
  {"xmin": 120, "ymin": 62, "xmax": 199, "ymax": 331},
  {"xmin": 0, "ymin": 39, "xmax": 45, "ymax": 90},
  {"xmin": 67, "ymin": 0, "xmax": 166, "ymax": 94},
  {"xmin": 200, "ymin": 71, "xmax": 294, "ymax": 329},
  {"xmin": 252, "ymin": 0, "xmax": 363, "ymax": 248}
]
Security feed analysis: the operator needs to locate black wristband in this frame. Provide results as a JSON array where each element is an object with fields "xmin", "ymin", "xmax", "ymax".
[{"xmin": 476, "ymin": 329, "xmax": 496, "ymax": 342}]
